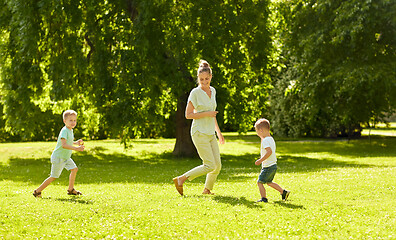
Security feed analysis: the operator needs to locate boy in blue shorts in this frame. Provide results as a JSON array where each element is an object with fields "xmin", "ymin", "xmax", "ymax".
[
  {"xmin": 33, "ymin": 110, "xmax": 85, "ymax": 198},
  {"xmin": 254, "ymin": 118, "xmax": 290, "ymax": 202}
]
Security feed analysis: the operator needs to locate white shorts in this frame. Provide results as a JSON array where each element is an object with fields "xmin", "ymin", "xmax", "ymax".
[{"xmin": 50, "ymin": 157, "xmax": 77, "ymax": 178}]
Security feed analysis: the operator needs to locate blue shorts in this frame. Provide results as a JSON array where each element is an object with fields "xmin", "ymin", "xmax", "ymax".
[
  {"xmin": 257, "ymin": 164, "xmax": 277, "ymax": 184},
  {"xmin": 50, "ymin": 157, "xmax": 77, "ymax": 178}
]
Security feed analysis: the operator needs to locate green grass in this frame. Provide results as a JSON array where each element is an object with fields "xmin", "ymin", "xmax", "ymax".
[
  {"xmin": 362, "ymin": 122, "xmax": 396, "ymax": 137},
  {"xmin": 1, "ymin": 134, "xmax": 395, "ymax": 239}
]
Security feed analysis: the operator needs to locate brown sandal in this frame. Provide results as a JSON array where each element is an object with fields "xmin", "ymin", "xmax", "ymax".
[
  {"xmin": 67, "ymin": 188, "xmax": 82, "ymax": 195},
  {"xmin": 202, "ymin": 189, "xmax": 214, "ymax": 195},
  {"xmin": 33, "ymin": 190, "xmax": 42, "ymax": 198}
]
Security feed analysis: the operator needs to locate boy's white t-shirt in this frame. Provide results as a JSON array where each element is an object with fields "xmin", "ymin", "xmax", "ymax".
[{"xmin": 261, "ymin": 136, "xmax": 277, "ymax": 168}]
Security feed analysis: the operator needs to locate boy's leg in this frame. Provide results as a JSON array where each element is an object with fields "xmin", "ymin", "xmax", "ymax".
[
  {"xmin": 64, "ymin": 158, "xmax": 79, "ymax": 193},
  {"xmin": 34, "ymin": 158, "xmax": 64, "ymax": 196},
  {"xmin": 36, "ymin": 177, "xmax": 56, "ymax": 193},
  {"xmin": 68, "ymin": 167, "xmax": 78, "ymax": 191},
  {"xmin": 257, "ymin": 182, "xmax": 267, "ymax": 198},
  {"xmin": 267, "ymin": 182, "xmax": 283, "ymax": 193},
  {"xmin": 257, "ymin": 165, "xmax": 276, "ymax": 199},
  {"xmin": 268, "ymin": 182, "xmax": 290, "ymax": 201}
]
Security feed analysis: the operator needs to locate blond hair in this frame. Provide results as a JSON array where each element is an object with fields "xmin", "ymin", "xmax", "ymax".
[
  {"xmin": 63, "ymin": 110, "xmax": 77, "ymax": 120},
  {"xmin": 254, "ymin": 118, "xmax": 270, "ymax": 131}
]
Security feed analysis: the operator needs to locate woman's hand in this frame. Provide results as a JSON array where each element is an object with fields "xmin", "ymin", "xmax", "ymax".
[
  {"xmin": 206, "ymin": 111, "xmax": 218, "ymax": 118},
  {"xmin": 217, "ymin": 133, "xmax": 225, "ymax": 144},
  {"xmin": 185, "ymin": 101, "xmax": 218, "ymax": 119}
]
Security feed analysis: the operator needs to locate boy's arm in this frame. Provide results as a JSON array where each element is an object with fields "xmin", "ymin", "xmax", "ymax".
[
  {"xmin": 61, "ymin": 138, "xmax": 85, "ymax": 152},
  {"xmin": 73, "ymin": 139, "xmax": 84, "ymax": 146},
  {"xmin": 255, "ymin": 147, "xmax": 272, "ymax": 166}
]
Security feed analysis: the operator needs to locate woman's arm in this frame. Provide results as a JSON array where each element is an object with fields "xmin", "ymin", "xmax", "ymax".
[
  {"xmin": 185, "ymin": 100, "xmax": 224, "ymax": 144},
  {"xmin": 185, "ymin": 101, "xmax": 218, "ymax": 119},
  {"xmin": 215, "ymin": 117, "xmax": 225, "ymax": 144}
]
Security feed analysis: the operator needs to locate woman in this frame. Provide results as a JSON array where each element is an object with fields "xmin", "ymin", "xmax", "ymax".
[{"xmin": 173, "ymin": 60, "xmax": 225, "ymax": 195}]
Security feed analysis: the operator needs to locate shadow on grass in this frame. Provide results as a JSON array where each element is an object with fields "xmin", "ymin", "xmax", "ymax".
[
  {"xmin": 188, "ymin": 193, "xmax": 305, "ymax": 210},
  {"xmin": 276, "ymin": 155, "xmax": 375, "ymax": 173},
  {"xmin": 41, "ymin": 196, "xmax": 93, "ymax": 204},
  {"xmin": 54, "ymin": 197, "xmax": 94, "ymax": 205},
  {"xmin": 38, "ymin": 196, "xmax": 94, "ymax": 204},
  {"xmin": 211, "ymin": 195, "xmax": 261, "ymax": 209},
  {"xmin": 210, "ymin": 195, "xmax": 305, "ymax": 210},
  {"xmin": 273, "ymin": 201, "xmax": 305, "ymax": 209},
  {"xmin": 220, "ymin": 152, "xmax": 376, "ymax": 180},
  {"xmin": 1, "ymin": 137, "xmax": 393, "ymax": 185}
]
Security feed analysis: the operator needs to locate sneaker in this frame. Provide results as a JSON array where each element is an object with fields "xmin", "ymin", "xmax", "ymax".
[
  {"xmin": 282, "ymin": 190, "xmax": 290, "ymax": 201},
  {"xmin": 256, "ymin": 198, "xmax": 268, "ymax": 203}
]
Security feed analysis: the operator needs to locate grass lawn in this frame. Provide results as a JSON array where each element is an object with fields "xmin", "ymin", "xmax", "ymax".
[
  {"xmin": 0, "ymin": 133, "xmax": 395, "ymax": 239},
  {"xmin": 362, "ymin": 122, "xmax": 396, "ymax": 137}
]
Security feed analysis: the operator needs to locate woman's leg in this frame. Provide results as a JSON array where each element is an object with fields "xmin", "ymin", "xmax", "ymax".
[
  {"xmin": 182, "ymin": 133, "xmax": 216, "ymax": 181},
  {"xmin": 204, "ymin": 135, "xmax": 221, "ymax": 191}
]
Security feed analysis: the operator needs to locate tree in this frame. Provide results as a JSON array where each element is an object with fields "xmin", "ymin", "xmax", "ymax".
[
  {"xmin": 271, "ymin": 0, "xmax": 396, "ymax": 137},
  {"xmin": 0, "ymin": 0, "xmax": 103, "ymax": 141},
  {"xmin": 120, "ymin": 0, "xmax": 274, "ymax": 156},
  {"xmin": 0, "ymin": 0, "xmax": 274, "ymax": 155}
]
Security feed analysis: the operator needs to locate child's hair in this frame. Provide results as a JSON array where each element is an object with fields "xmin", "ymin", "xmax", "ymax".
[
  {"xmin": 254, "ymin": 118, "xmax": 270, "ymax": 131},
  {"xmin": 63, "ymin": 110, "xmax": 77, "ymax": 120},
  {"xmin": 197, "ymin": 59, "xmax": 212, "ymax": 76}
]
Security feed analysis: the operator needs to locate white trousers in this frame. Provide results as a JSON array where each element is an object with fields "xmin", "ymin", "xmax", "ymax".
[{"xmin": 183, "ymin": 132, "xmax": 221, "ymax": 190}]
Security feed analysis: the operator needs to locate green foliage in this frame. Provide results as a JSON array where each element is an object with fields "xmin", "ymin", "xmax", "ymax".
[
  {"xmin": 271, "ymin": 0, "xmax": 396, "ymax": 137},
  {"xmin": 112, "ymin": 0, "xmax": 273, "ymax": 135},
  {"xmin": 0, "ymin": 0, "xmax": 273, "ymax": 141},
  {"xmin": 0, "ymin": 0, "xmax": 97, "ymax": 140}
]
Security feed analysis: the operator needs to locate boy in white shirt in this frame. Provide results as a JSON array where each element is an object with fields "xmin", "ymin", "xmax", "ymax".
[{"xmin": 254, "ymin": 118, "xmax": 290, "ymax": 202}]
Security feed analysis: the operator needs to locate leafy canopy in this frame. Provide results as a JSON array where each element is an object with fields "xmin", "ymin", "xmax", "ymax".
[
  {"xmin": 0, "ymin": 0, "xmax": 273, "ymax": 141},
  {"xmin": 271, "ymin": 0, "xmax": 396, "ymax": 137}
]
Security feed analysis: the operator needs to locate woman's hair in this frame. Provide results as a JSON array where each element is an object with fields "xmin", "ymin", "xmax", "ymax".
[{"xmin": 197, "ymin": 59, "xmax": 212, "ymax": 76}]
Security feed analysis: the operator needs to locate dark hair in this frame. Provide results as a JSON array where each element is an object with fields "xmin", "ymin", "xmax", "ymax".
[{"xmin": 197, "ymin": 60, "xmax": 212, "ymax": 76}]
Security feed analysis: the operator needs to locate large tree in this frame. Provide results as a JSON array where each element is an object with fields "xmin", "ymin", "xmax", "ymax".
[
  {"xmin": 117, "ymin": 1, "xmax": 273, "ymax": 156},
  {"xmin": 0, "ymin": 0, "xmax": 273, "ymax": 154},
  {"xmin": 271, "ymin": 0, "xmax": 396, "ymax": 137}
]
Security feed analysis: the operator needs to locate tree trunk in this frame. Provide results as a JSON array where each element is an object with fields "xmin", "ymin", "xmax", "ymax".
[{"xmin": 173, "ymin": 92, "xmax": 198, "ymax": 157}]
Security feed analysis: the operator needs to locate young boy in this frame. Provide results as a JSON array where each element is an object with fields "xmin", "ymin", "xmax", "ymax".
[
  {"xmin": 33, "ymin": 110, "xmax": 85, "ymax": 198},
  {"xmin": 254, "ymin": 118, "xmax": 290, "ymax": 202}
]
